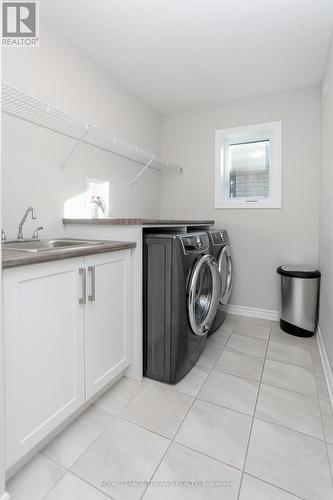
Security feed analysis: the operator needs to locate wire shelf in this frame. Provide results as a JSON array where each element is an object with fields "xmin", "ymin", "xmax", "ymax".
[{"xmin": 1, "ymin": 83, "xmax": 182, "ymax": 175}]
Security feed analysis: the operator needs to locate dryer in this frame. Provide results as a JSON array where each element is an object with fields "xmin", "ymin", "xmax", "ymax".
[
  {"xmin": 143, "ymin": 231, "xmax": 221, "ymax": 384},
  {"xmin": 207, "ymin": 229, "xmax": 234, "ymax": 336}
]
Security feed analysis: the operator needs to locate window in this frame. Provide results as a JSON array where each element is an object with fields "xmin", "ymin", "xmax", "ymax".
[{"xmin": 215, "ymin": 121, "xmax": 281, "ymax": 209}]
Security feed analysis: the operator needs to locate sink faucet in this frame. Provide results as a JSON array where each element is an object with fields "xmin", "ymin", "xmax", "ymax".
[{"xmin": 17, "ymin": 207, "xmax": 36, "ymax": 240}]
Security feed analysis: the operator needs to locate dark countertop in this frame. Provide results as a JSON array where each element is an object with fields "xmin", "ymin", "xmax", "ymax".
[
  {"xmin": 2, "ymin": 240, "xmax": 136, "ymax": 269},
  {"xmin": 62, "ymin": 218, "xmax": 214, "ymax": 226}
]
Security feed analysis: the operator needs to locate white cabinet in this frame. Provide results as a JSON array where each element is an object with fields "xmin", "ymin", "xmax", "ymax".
[
  {"xmin": 3, "ymin": 258, "xmax": 86, "ymax": 468},
  {"xmin": 3, "ymin": 249, "xmax": 132, "ymax": 469},
  {"xmin": 85, "ymin": 251, "xmax": 131, "ymax": 398}
]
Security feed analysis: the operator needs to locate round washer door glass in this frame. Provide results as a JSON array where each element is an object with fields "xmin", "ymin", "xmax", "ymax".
[
  {"xmin": 218, "ymin": 245, "xmax": 233, "ymax": 305},
  {"xmin": 188, "ymin": 255, "xmax": 222, "ymax": 336}
]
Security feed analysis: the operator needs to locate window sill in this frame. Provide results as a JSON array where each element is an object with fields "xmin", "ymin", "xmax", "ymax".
[{"xmin": 215, "ymin": 201, "xmax": 282, "ymax": 209}]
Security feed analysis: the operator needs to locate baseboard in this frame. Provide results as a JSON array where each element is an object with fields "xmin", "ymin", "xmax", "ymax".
[
  {"xmin": 223, "ymin": 304, "xmax": 280, "ymax": 321},
  {"xmin": 316, "ymin": 326, "xmax": 333, "ymax": 407}
]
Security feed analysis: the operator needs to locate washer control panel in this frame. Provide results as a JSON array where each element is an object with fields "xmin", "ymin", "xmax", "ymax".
[{"xmin": 181, "ymin": 233, "xmax": 209, "ymax": 254}]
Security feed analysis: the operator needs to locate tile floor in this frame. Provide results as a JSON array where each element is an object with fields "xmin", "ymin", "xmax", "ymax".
[{"xmin": 6, "ymin": 315, "xmax": 333, "ymax": 500}]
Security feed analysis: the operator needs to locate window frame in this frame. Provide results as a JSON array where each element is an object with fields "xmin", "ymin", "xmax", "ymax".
[{"xmin": 215, "ymin": 121, "xmax": 282, "ymax": 209}]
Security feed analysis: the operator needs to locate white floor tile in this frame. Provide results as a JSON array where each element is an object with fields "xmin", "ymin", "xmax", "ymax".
[
  {"xmin": 214, "ymin": 349, "xmax": 264, "ymax": 382},
  {"xmin": 227, "ymin": 334, "xmax": 267, "ymax": 358},
  {"xmin": 94, "ymin": 376, "xmax": 143, "ymax": 415},
  {"xmin": 196, "ymin": 333, "xmax": 229, "ymax": 369},
  {"xmin": 320, "ymin": 399, "xmax": 333, "ymax": 443},
  {"xmin": 45, "ymin": 472, "xmax": 110, "ymax": 499},
  {"xmin": 245, "ymin": 419, "xmax": 333, "ymax": 500},
  {"xmin": 314, "ymin": 370, "xmax": 330, "ymax": 400},
  {"xmin": 120, "ymin": 380, "xmax": 193, "ymax": 438},
  {"xmin": 6, "ymin": 453, "xmax": 65, "ymax": 500},
  {"xmin": 198, "ymin": 371, "xmax": 259, "ymax": 415},
  {"xmin": 267, "ymin": 341, "xmax": 313, "ymax": 369},
  {"xmin": 327, "ymin": 443, "xmax": 333, "ymax": 476},
  {"xmin": 270, "ymin": 323, "xmax": 316, "ymax": 350},
  {"xmin": 175, "ymin": 399, "xmax": 252, "ymax": 469},
  {"xmin": 168, "ymin": 366, "xmax": 210, "ymax": 397},
  {"xmin": 262, "ymin": 359, "xmax": 317, "ymax": 396},
  {"xmin": 71, "ymin": 418, "xmax": 170, "ymax": 500},
  {"xmin": 238, "ymin": 316, "xmax": 271, "ymax": 328},
  {"xmin": 218, "ymin": 314, "xmax": 240, "ymax": 334},
  {"xmin": 311, "ymin": 350, "xmax": 324, "ymax": 371},
  {"xmin": 9, "ymin": 314, "xmax": 331, "ymax": 500},
  {"xmin": 233, "ymin": 321, "xmax": 270, "ymax": 340},
  {"xmin": 256, "ymin": 383, "xmax": 323, "ymax": 439},
  {"xmin": 42, "ymin": 406, "xmax": 113, "ymax": 468},
  {"xmin": 239, "ymin": 474, "xmax": 302, "ymax": 499},
  {"xmin": 143, "ymin": 442, "xmax": 241, "ymax": 500},
  {"xmin": 211, "ymin": 327, "xmax": 232, "ymax": 345}
]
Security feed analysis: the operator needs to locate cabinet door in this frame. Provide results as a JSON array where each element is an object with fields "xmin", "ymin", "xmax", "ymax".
[
  {"xmin": 3, "ymin": 258, "xmax": 85, "ymax": 468},
  {"xmin": 85, "ymin": 250, "xmax": 131, "ymax": 399}
]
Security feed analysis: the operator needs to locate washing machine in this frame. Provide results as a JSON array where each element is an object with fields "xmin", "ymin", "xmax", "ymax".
[
  {"xmin": 143, "ymin": 231, "xmax": 221, "ymax": 384},
  {"xmin": 207, "ymin": 229, "xmax": 234, "ymax": 336}
]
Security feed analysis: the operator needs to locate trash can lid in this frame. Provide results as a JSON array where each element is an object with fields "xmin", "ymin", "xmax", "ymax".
[{"xmin": 277, "ymin": 265, "xmax": 321, "ymax": 279}]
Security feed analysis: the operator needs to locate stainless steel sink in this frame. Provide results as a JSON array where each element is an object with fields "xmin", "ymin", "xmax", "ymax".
[{"xmin": 3, "ymin": 238, "xmax": 102, "ymax": 253}]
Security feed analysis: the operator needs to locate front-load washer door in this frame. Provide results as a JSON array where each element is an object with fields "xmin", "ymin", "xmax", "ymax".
[
  {"xmin": 188, "ymin": 255, "xmax": 222, "ymax": 336},
  {"xmin": 218, "ymin": 245, "xmax": 234, "ymax": 305}
]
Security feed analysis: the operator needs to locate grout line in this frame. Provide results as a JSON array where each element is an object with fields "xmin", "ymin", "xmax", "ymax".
[
  {"xmin": 236, "ymin": 319, "xmax": 272, "ymax": 500},
  {"xmin": 114, "ymin": 412, "xmax": 178, "ymax": 441},
  {"xmin": 261, "ymin": 376, "xmax": 320, "ymax": 400},
  {"xmin": 47, "ymin": 410, "xmax": 117, "ymax": 469},
  {"xmin": 259, "ymin": 379, "xmax": 324, "ymax": 401},
  {"xmin": 41, "ymin": 411, "xmax": 119, "ymax": 499},
  {"xmin": 222, "ymin": 345, "xmax": 264, "ymax": 359},
  {"xmin": 206, "ymin": 367, "xmax": 262, "ymax": 385},
  {"xmin": 313, "ymin": 357, "xmax": 333, "ymax": 486},
  {"xmin": 269, "ymin": 337, "xmax": 316, "ymax": 350},
  {"xmin": 252, "ymin": 415, "xmax": 326, "ymax": 444},
  {"xmin": 39, "ymin": 455, "xmax": 67, "ymax": 500},
  {"xmin": 269, "ymin": 333, "xmax": 317, "ymax": 351},
  {"xmin": 139, "ymin": 392, "xmax": 196, "ymax": 498},
  {"xmin": 168, "ymin": 438, "xmax": 245, "ymax": 477},
  {"xmin": 18, "ymin": 315, "xmax": 328, "ymax": 500},
  {"xmin": 69, "ymin": 470, "xmax": 116, "ymax": 500},
  {"xmin": 264, "ymin": 356, "xmax": 314, "ymax": 371},
  {"xmin": 195, "ymin": 389, "xmax": 328, "ymax": 442},
  {"xmin": 40, "ymin": 453, "xmax": 115, "ymax": 500},
  {"xmin": 42, "ymin": 379, "xmax": 150, "ymax": 498},
  {"xmin": 171, "ymin": 441, "xmax": 244, "ymax": 473},
  {"xmin": 110, "ymin": 377, "xmax": 148, "ymax": 414},
  {"xmin": 141, "ymin": 317, "xmax": 240, "ymax": 499},
  {"xmin": 243, "ymin": 472, "xmax": 306, "ymax": 500}
]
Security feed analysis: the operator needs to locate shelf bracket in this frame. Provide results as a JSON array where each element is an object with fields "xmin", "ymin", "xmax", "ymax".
[
  {"xmin": 59, "ymin": 123, "xmax": 91, "ymax": 169},
  {"xmin": 130, "ymin": 154, "xmax": 155, "ymax": 185}
]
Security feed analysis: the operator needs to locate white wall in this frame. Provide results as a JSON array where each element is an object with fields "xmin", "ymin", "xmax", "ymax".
[
  {"xmin": 2, "ymin": 21, "xmax": 162, "ymax": 239},
  {"xmin": 161, "ymin": 86, "xmax": 321, "ymax": 312},
  {"xmin": 319, "ymin": 36, "xmax": 333, "ymax": 371},
  {"xmin": 1, "ymin": 21, "xmax": 323, "ymax": 318}
]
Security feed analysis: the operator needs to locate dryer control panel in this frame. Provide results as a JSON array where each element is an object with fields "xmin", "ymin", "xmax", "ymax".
[
  {"xmin": 210, "ymin": 230, "xmax": 229, "ymax": 245},
  {"xmin": 180, "ymin": 233, "xmax": 209, "ymax": 254}
]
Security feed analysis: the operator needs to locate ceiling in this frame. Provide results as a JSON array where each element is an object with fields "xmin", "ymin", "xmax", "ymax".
[{"xmin": 42, "ymin": 0, "xmax": 333, "ymax": 113}]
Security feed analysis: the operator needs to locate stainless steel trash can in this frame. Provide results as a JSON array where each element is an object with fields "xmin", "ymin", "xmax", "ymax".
[{"xmin": 277, "ymin": 266, "xmax": 321, "ymax": 337}]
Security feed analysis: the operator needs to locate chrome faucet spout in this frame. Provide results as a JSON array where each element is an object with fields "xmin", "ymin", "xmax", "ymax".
[{"xmin": 17, "ymin": 207, "xmax": 36, "ymax": 240}]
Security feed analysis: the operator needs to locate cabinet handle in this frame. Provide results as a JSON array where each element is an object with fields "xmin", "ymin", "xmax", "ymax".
[
  {"xmin": 88, "ymin": 266, "xmax": 96, "ymax": 302},
  {"xmin": 79, "ymin": 268, "xmax": 87, "ymax": 304}
]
